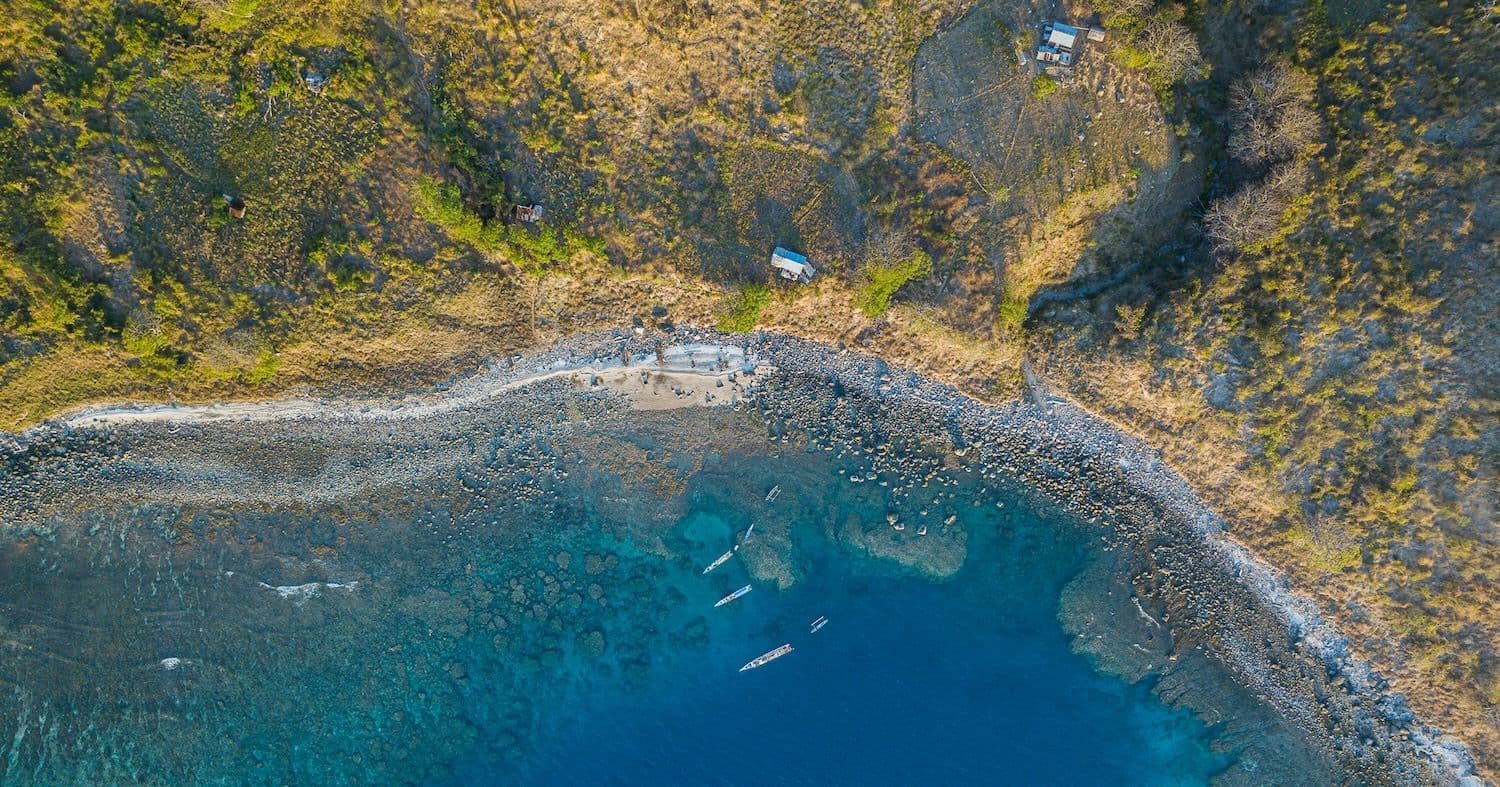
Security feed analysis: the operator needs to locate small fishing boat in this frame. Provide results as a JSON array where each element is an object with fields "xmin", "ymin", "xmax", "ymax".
[
  {"xmin": 714, "ymin": 584, "xmax": 753, "ymax": 608},
  {"xmin": 701, "ymin": 550, "xmax": 734, "ymax": 574},
  {"xmin": 765, "ymin": 485, "xmax": 781, "ymax": 502},
  {"xmin": 739, "ymin": 643, "xmax": 794, "ymax": 672},
  {"xmin": 810, "ymin": 615, "xmax": 829, "ymax": 634}
]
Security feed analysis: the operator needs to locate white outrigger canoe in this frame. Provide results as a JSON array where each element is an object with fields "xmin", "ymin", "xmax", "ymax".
[
  {"xmin": 714, "ymin": 584, "xmax": 752, "ymax": 608},
  {"xmin": 701, "ymin": 550, "xmax": 734, "ymax": 574},
  {"xmin": 739, "ymin": 643, "xmax": 793, "ymax": 672}
]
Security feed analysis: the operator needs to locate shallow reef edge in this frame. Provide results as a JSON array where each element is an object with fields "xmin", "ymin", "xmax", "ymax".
[{"xmin": 1, "ymin": 326, "xmax": 1483, "ymax": 785}]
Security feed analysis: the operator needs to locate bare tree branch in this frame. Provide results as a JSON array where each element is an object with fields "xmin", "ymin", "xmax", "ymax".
[
  {"xmin": 1141, "ymin": 19, "xmax": 1203, "ymax": 81},
  {"xmin": 1205, "ymin": 161, "xmax": 1311, "ymax": 251},
  {"xmin": 1227, "ymin": 63, "xmax": 1320, "ymax": 165}
]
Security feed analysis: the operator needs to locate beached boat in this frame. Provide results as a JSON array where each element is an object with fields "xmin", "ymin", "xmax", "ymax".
[
  {"xmin": 739, "ymin": 643, "xmax": 794, "ymax": 672},
  {"xmin": 701, "ymin": 550, "xmax": 734, "ymax": 574},
  {"xmin": 810, "ymin": 615, "xmax": 828, "ymax": 633},
  {"xmin": 714, "ymin": 584, "xmax": 752, "ymax": 608}
]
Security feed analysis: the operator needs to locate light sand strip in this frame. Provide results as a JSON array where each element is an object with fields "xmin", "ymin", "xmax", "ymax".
[{"xmin": 55, "ymin": 343, "xmax": 771, "ymax": 429}]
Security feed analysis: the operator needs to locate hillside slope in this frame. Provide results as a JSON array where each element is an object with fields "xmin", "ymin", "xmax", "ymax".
[{"xmin": 0, "ymin": 0, "xmax": 1494, "ymax": 775}]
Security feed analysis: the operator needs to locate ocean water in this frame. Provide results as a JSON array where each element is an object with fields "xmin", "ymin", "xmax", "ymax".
[
  {"xmin": 504, "ymin": 505, "xmax": 1231, "ymax": 787},
  {"xmin": 0, "ymin": 402, "xmax": 1244, "ymax": 785}
]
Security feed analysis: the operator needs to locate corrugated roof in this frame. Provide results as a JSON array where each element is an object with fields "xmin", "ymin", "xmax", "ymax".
[{"xmin": 772, "ymin": 246, "xmax": 808, "ymax": 265}]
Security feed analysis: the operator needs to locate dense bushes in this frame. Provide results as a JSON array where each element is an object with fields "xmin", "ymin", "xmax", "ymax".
[
  {"xmin": 852, "ymin": 250, "xmax": 931, "ymax": 317},
  {"xmin": 1099, "ymin": 2, "xmax": 1204, "ymax": 101},
  {"xmin": 412, "ymin": 176, "xmax": 602, "ymax": 273}
]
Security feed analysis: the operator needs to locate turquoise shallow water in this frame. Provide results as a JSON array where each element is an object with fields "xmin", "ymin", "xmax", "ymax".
[{"xmin": 0, "ymin": 404, "xmax": 1242, "ymax": 784}]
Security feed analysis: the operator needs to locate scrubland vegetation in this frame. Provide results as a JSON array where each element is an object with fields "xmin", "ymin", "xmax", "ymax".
[
  {"xmin": 854, "ymin": 250, "xmax": 932, "ymax": 318},
  {"xmin": 0, "ymin": 0, "xmax": 1494, "ymax": 773},
  {"xmin": 1036, "ymin": 1, "xmax": 1497, "ymax": 768},
  {"xmin": 716, "ymin": 285, "xmax": 770, "ymax": 333}
]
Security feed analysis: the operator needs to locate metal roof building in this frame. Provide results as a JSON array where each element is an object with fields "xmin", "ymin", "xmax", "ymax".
[
  {"xmin": 1037, "ymin": 21, "xmax": 1083, "ymax": 66},
  {"xmin": 770, "ymin": 247, "xmax": 815, "ymax": 283},
  {"xmin": 1046, "ymin": 23, "xmax": 1078, "ymax": 49}
]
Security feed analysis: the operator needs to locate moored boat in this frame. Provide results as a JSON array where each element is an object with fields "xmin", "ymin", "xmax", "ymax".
[
  {"xmin": 714, "ymin": 584, "xmax": 753, "ymax": 608},
  {"xmin": 739, "ymin": 643, "xmax": 794, "ymax": 672},
  {"xmin": 701, "ymin": 550, "xmax": 734, "ymax": 574},
  {"xmin": 810, "ymin": 615, "xmax": 828, "ymax": 633},
  {"xmin": 765, "ymin": 485, "xmax": 781, "ymax": 502}
]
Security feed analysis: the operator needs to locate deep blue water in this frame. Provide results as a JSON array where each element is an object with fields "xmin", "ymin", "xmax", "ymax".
[{"xmin": 456, "ymin": 501, "xmax": 1233, "ymax": 786}]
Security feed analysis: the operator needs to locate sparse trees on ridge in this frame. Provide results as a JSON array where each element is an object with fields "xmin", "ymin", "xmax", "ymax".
[
  {"xmin": 1227, "ymin": 63, "xmax": 1320, "ymax": 166},
  {"xmin": 1205, "ymin": 63, "xmax": 1321, "ymax": 251}
]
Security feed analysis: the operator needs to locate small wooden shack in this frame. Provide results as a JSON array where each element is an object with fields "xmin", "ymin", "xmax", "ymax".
[
  {"xmin": 770, "ymin": 247, "xmax": 814, "ymax": 283},
  {"xmin": 513, "ymin": 203, "xmax": 543, "ymax": 223}
]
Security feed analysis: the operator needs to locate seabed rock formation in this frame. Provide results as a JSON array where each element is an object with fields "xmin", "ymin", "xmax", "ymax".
[{"xmin": 0, "ymin": 328, "xmax": 1484, "ymax": 786}]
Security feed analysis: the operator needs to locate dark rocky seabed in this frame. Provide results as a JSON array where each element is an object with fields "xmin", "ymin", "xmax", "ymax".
[{"xmin": 0, "ymin": 332, "xmax": 1481, "ymax": 785}]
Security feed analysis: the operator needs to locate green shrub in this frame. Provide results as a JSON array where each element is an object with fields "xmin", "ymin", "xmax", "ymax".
[
  {"xmin": 1031, "ymin": 73, "xmax": 1058, "ymax": 99},
  {"xmin": 245, "ymin": 347, "xmax": 280, "ymax": 384},
  {"xmin": 1111, "ymin": 45, "xmax": 1154, "ymax": 71},
  {"xmin": 412, "ymin": 176, "xmax": 495, "ymax": 249},
  {"xmin": 997, "ymin": 288, "xmax": 1029, "ymax": 332},
  {"xmin": 853, "ymin": 250, "xmax": 932, "ymax": 317},
  {"xmin": 716, "ymin": 285, "xmax": 771, "ymax": 332},
  {"xmin": 412, "ymin": 175, "xmax": 601, "ymax": 274}
]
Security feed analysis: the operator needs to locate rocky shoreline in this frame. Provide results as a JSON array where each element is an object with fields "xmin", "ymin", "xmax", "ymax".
[
  {"xmin": 0, "ymin": 327, "xmax": 1484, "ymax": 785},
  {"xmin": 726, "ymin": 328, "xmax": 1483, "ymax": 786}
]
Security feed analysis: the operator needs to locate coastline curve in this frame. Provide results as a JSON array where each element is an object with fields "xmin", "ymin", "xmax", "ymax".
[{"xmin": 0, "ymin": 327, "xmax": 1483, "ymax": 785}]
